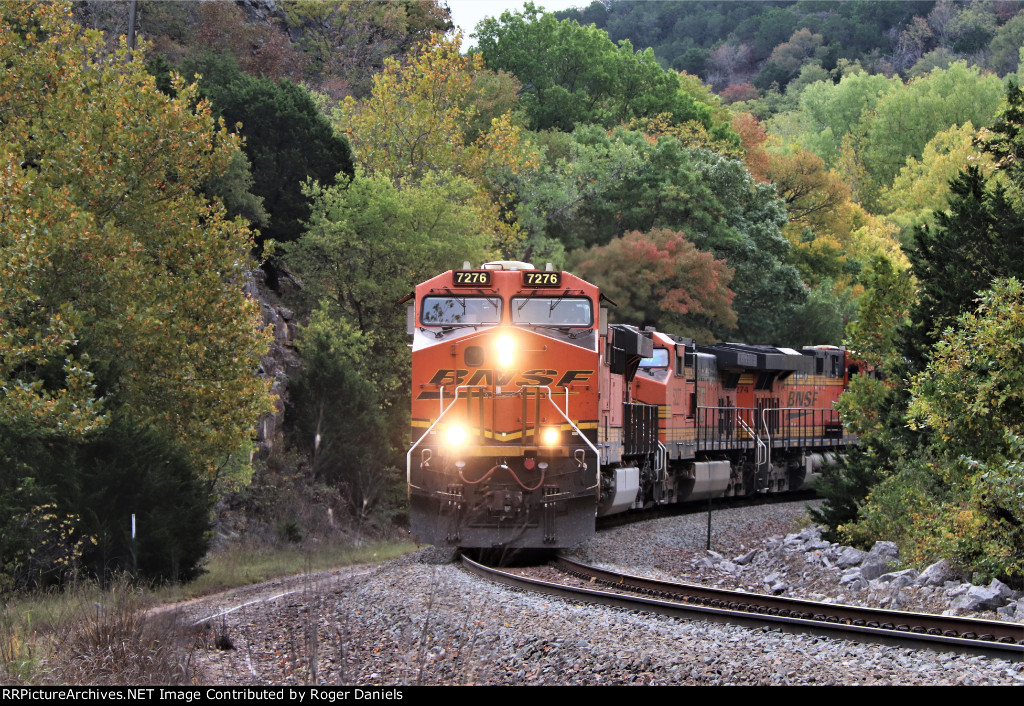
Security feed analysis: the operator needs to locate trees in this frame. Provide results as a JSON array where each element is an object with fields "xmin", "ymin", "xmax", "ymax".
[
  {"xmin": 332, "ymin": 33, "xmax": 536, "ymax": 255},
  {"xmin": 988, "ymin": 10, "xmax": 1024, "ymax": 75},
  {"xmin": 813, "ymin": 81, "xmax": 1024, "ymax": 580},
  {"xmin": 284, "ymin": 172, "xmax": 496, "ymax": 399},
  {"xmin": 182, "ymin": 53, "xmax": 354, "ymax": 246},
  {"xmin": 509, "ymin": 124, "xmax": 801, "ymax": 342},
  {"xmin": 906, "ymin": 167, "xmax": 1024, "ymax": 356},
  {"xmin": 0, "ymin": 2, "xmax": 274, "ymax": 582},
  {"xmin": 881, "ymin": 122, "xmax": 998, "ymax": 234},
  {"xmin": 0, "ymin": 2, "xmax": 273, "ymax": 477},
  {"xmin": 571, "ymin": 229, "xmax": 737, "ymax": 342},
  {"xmin": 282, "ymin": 171, "xmax": 498, "ymax": 511},
  {"xmin": 286, "ymin": 309, "xmax": 389, "ymax": 517},
  {"xmin": 767, "ymin": 70, "xmax": 900, "ymax": 168},
  {"xmin": 281, "ymin": 0, "xmax": 451, "ymax": 97},
  {"xmin": 474, "ymin": 3, "xmax": 712, "ymax": 132},
  {"xmin": 860, "ymin": 62, "xmax": 1004, "ymax": 196},
  {"xmin": 900, "ymin": 278, "xmax": 1024, "ymax": 579}
]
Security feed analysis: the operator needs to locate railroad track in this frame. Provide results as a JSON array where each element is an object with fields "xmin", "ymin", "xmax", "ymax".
[{"xmin": 461, "ymin": 554, "xmax": 1024, "ymax": 661}]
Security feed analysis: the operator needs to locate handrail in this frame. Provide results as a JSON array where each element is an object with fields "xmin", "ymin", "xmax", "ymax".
[
  {"xmin": 736, "ymin": 415, "xmax": 767, "ymax": 467},
  {"xmin": 406, "ymin": 384, "xmax": 489, "ymax": 490},
  {"xmin": 407, "ymin": 384, "xmax": 602, "ymax": 492},
  {"xmin": 523, "ymin": 385, "xmax": 602, "ymax": 491}
]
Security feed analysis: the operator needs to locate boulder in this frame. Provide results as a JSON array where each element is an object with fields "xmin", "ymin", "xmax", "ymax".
[
  {"xmin": 835, "ymin": 546, "xmax": 867, "ymax": 568},
  {"xmin": 918, "ymin": 559, "xmax": 959, "ymax": 587}
]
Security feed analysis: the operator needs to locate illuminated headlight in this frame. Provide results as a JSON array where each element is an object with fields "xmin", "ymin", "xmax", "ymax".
[
  {"xmin": 445, "ymin": 425, "xmax": 468, "ymax": 447},
  {"xmin": 540, "ymin": 427, "xmax": 561, "ymax": 446},
  {"xmin": 495, "ymin": 334, "xmax": 515, "ymax": 368}
]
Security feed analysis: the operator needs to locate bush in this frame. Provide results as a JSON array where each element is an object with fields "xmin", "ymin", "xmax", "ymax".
[{"xmin": 0, "ymin": 420, "xmax": 214, "ymax": 587}]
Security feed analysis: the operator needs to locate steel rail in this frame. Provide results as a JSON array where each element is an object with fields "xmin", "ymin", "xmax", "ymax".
[{"xmin": 460, "ymin": 554, "xmax": 1024, "ymax": 661}]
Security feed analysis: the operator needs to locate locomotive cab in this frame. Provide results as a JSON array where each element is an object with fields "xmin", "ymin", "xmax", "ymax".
[{"xmin": 407, "ymin": 262, "xmax": 605, "ymax": 548}]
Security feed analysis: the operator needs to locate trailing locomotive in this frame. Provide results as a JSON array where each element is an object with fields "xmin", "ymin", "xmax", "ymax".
[{"xmin": 407, "ymin": 262, "xmax": 857, "ymax": 549}]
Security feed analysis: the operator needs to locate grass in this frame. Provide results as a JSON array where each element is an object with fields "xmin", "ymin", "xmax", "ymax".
[
  {"xmin": 1, "ymin": 537, "xmax": 418, "ymax": 685},
  {"xmin": 154, "ymin": 538, "xmax": 417, "ymax": 603}
]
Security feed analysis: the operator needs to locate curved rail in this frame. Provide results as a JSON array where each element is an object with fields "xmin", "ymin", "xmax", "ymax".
[{"xmin": 461, "ymin": 554, "xmax": 1024, "ymax": 661}]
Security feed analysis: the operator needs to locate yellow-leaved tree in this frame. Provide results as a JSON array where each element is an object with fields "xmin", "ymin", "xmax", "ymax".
[
  {"xmin": 0, "ymin": 2, "xmax": 273, "ymax": 479},
  {"xmin": 331, "ymin": 32, "xmax": 540, "ymax": 255}
]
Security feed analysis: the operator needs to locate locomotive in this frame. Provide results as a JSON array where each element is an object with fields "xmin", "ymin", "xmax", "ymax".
[{"xmin": 407, "ymin": 262, "xmax": 857, "ymax": 549}]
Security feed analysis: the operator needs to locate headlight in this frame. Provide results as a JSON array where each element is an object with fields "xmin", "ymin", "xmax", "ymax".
[
  {"xmin": 496, "ymin": 334, "xmax": 515, "ymax": 368},
  {"xmin": 445, "ymin": 425, "xmax": 468, "ymax": 447},
  {"xmin": 540, "ymin": 427, "xmax": 560, "ymax": 446}
]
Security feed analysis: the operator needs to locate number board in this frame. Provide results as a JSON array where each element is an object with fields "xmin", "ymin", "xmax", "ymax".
[
  {"xmin": 522, "ymin": 271, "xmax": 562, "ymax": 287},
  {"xmin": 453, "ymin": 270, "xmax": 491, "ymax": 286}
]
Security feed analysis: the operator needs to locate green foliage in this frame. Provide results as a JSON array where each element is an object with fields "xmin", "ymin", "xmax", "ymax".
[
  {"xmin": 281, "ymin": 0, "xmax": 451, "ymax": 97},
  {"xmin": 74, "ymin": 421, "xmax": 215, "ymax": 584},
  {"xmin": 840, "ymin": 456, "xmax": 947, "ymax": 558},
  {"xmin": 782, "ymin": 279, "xmax": 861, "ymax": 347},
  {"xmin": 474, "ymin": 3, "xmax": 711, "ymax": 132},
  {"xmin": 946, "ymin": 2, "xmax": 998, "ymax": 54},
  {"xmin": 981, "ymin": 79, "xmax": 1024, "ymax": 188},
  {"xmin": 813, "ymin": 255, "xmax": 915, "ymax": 545},
  {"xmin": 809, "ymin": 447, "xmax": 886, "ymax": 543},
  {"xmin": 848, "ymin": 279, "xmax": 1024, "ymax": 580},
  {"xmin": 0, "ymin": 2, "xmax": 274, "ymax": 476},
  {"xmin": 284, "ymin": 171, "xmax": 495, "ymax": 400},
  {"xmin": 0, "ymin": 437, "xmax": 86, "ymax": 591},
  {"xmin": 988, "ymin": 11, "xmax": 1024, "ymax": 75},
  {"xmin": 820, "ymin": 82, "xmax": 1024, "ymax": 581},
  {"xmin": 766, "ymin": 70, "xmax": 900, "ymax": 167},
  {"xmin": 844, "ymin": 255, "xmax": 915, "ymax": 369},
  {"xmin": 527, "ymin": 126, "xmax": 802, "ymax": 342},
  {"xmin": 0, "ymin": 420, "xmax": 214, "ymax": 587},
  {"xmin": 906, "ymin": 166, "xmax": 1024, "ymax": 356},
  {"xmin": 183, "ymin": 53, "xmax": 354, "ymax": 246},
  {"xmin": 881, "ymin": 122, "xmax": 999, "ymax": 234},
  {"xmin": 556, "ymin": 1, "xmax": 931, "ymax": 83},
  {"xmin": 282, "ymin": 171, "xmax": 498, "ymax": 505},
  {"xmin": 287, "ymin": 307, "xmax": 391, "ymax": 516},
  {"xmin": 860, "ymin": 62, "xmax": 1005, "ymax": 199},
  {"xmin": 332, "ymin": 33, "xmax": 534, "ymax": 254},
  {"xmin": 909, "ymin": 278, "xmax": 1024, "ymax": 460}
]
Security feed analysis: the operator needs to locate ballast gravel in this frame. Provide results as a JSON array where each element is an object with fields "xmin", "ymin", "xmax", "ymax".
[{"xmin": 190, "ymin": 502, "xmax": 1024, "ymax": 685}]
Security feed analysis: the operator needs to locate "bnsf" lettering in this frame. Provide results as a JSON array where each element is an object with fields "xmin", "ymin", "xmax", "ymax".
[
  {"xmin": 425, "ymin": 369, "xmax": 593, "ymax": 388},
  {"xmin": 787, "ymin": 391, "xmax": 819, "ymax": 407}
]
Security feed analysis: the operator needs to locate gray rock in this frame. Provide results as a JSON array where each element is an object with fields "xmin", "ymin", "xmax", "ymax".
[
  {"xmin": 835, "ymin": 546, "xmax": 868, "ymax": 568},
  {"xmin": 875, "ymin": 569, "xmax": 919, "ymax": 590},
  {"xmin": 918, "ymin": 559, "xmax": 958, "ymax": 587},
  {"xmin": 859, "ymin": 560, "xmax": 891, "ymax": 581},
  {"xmin": 734, "ymin": 549, "xmax": 761, "ymax": 565},
  {"xmin": 996, "ymin": 598, "xmax": 1024, "ymax": 622},
  {"xmin": 858, "ymin": 542, "xmax": 899, "ymax": 581},
  {"xmin": 866, "ymin": 541, "xmax": 899, "ymax": 563},
  {"xmin": 839, "ymin": 568, "xmax": 864, "ymax": 586},
  {"xmin": 944, "ymin": 583, "xmax": 971, "ymax": 598},
  {"xmin": 949, "ymin": 583, "xmax": 1011, "ymax": 612},
  {"xmin": 987, "ymin": 577, "xmax": 1016, "ymax": 602}
]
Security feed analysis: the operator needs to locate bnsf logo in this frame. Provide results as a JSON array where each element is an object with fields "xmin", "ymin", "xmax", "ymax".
[
  {"xmin": 424, "ymin": 368, "xmax": 594, "ymax": 388},
  {"xmin": 787, "ymin": 391, "xmax": 820, "ymax": 407}
]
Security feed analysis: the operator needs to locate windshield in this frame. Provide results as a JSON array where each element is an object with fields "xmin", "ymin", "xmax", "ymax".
[
  {"xmin": 510, "ymin": 296, "xmax": 592, "ymax": 327},
  {"xmin": 639, "ymin": 348, "xmax": 670, "ymax": 368},
  {"xmin": 420, "ymin": 296, "xmax": 502, "ymax": 326}
]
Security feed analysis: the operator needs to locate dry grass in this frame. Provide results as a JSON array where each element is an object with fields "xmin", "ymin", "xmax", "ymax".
[
  {"xmin": 2, "ymin": 577, "xmax": 198, "ymax": 685},
  {"xmin": 1, "ymin": 538, "xmax": 416, "ymax": 685}
]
